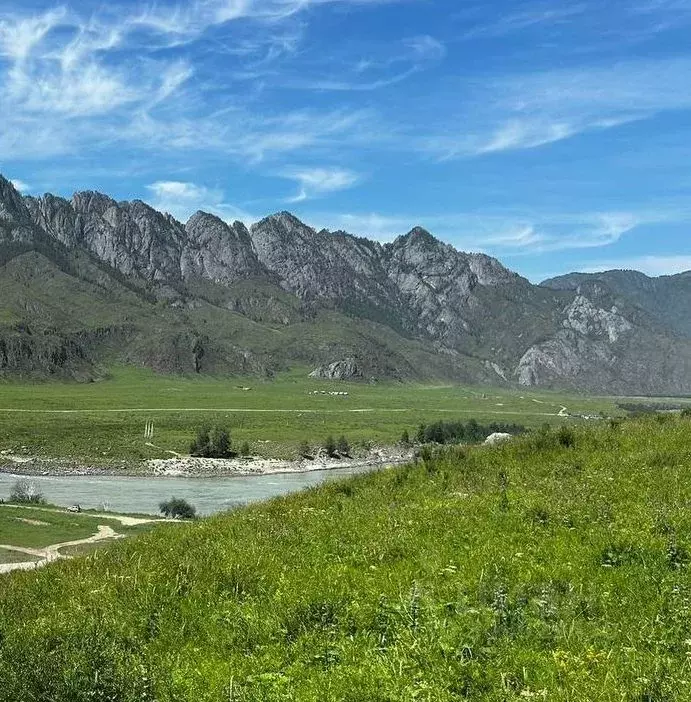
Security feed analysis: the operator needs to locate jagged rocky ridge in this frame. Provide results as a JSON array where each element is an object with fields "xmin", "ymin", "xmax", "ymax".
[{"xmin": 1, "ymin": 173, "xmax": 690, "ymax": 393}]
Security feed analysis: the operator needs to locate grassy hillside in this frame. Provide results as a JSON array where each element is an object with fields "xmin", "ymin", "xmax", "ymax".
[
  {"xmin": 0, "ymin": 366, "xmax": 621, "ymax": 463},
  {"xmin": 1, "ymin": 416, "xmax": 691, "ymax": 699}
]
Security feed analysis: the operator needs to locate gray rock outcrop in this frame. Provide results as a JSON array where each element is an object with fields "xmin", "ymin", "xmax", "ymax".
[{"xmin": 309, "ymin": 358, "xmax": 362, "ymax": 380}]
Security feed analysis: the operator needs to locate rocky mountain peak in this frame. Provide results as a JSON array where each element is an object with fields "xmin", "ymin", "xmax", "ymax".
[
  {"xmin": 251, "ymin": 211, "xmax": 314, "ymax": 243},
  {"xmin": 182, "ymin": 210, "xmax": 264, "ymax": 284},
  {"xmin": 0, "ymin": 176, "xmax": 41, "ymax": 244},
  {"xmin": 71, "ymin": 191, "xmax": 118, "ymax": 217},
  {"xmin": 467, "ymin": 252, "xmax": 518, "ymax": 287},
  {"xmin": 388, "ymin": 226, "xmax": 443, "ymax": 252}
]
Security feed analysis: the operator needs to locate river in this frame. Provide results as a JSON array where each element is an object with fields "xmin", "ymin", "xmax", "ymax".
[{"xmin": 0, "ymin": 466, "xmax": 382, "ymax": 516}]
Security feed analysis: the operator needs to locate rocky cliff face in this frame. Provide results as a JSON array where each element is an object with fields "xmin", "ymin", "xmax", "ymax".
[
  {"xmin": 183, "ymin": 213, "xmax": 265, "ymax": 284},
  {"xmin": 0, "ymin": 176, "xmax": 45, "ymax": 245},
  {"xmin": 543, "ymin": 269, "xmax": 691, "ymax": 339},
  {"xmin": 2, "ymin": 172, "xmax": 690, "ymax": 393}
]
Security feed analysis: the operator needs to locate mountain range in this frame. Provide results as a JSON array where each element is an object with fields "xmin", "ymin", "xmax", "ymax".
[{"xmin": 1, "ymin": 173, "xmax": 689, "ymax": 394}]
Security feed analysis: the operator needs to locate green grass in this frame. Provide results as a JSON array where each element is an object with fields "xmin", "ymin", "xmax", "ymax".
[
  {"xmin": 0, "ymin": 504, "xmax": 158, "ymax": 550},
  {"xmin": 0, "ymin": 365, "xmax": 623, "ymax": 463},
  {"xmin": 0, "ymin": 547, "xmax": 37, "ymax": 563},
  {"xmin": 1, "ymin": 415, "xmax": 691, "ymax": 699},
  {"xmin": 57, "ymin": 541, "xmax": 120, "ymax": 557}
]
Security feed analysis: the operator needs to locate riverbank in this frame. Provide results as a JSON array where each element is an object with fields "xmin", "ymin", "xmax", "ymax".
[{"xmin": 0, "ymin": 447, "xmax": 415, "ymax": 478}]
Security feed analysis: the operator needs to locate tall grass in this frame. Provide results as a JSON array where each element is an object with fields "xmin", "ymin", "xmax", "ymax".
[{"xmin": 1, "ymin": 415, "xmax": 691, "ymax": 700}]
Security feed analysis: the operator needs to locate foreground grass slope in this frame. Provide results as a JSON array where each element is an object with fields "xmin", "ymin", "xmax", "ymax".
[{"xmin": 1, "ymin": 416, "xmax": 691, "ymax": 700}]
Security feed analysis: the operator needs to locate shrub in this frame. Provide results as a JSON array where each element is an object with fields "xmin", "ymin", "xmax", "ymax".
[
  {"xmin": 9, "ymin": 479, "xmax": 44, "ymax": 504},
  {"xmin": 681, "ymin": 408, "xmax": 691, "ymax": 418},
  {"xmin": 159, "ymin": 497, "xmax": 197, "ymax": 519},
  {"xmin": 190, "ymin": 425, "xmax": 211, "ymax": 457},
  {"xmin": 239, "ymin": 441, "xmax": 251, "ymax": 457},
  {"xmin": 324, "ymin": 435, "xmax": 337, "ymax": 458},
  {"xmin": 298, "ymin": 440, "xmax": 312, "ymax": 459},
  {"xmin": 416, "ymin": 419, "xmax": 525, "ymax": 445},
  {"xmin": 336, "ymin": 435, "xmax": 351, "ymax": 457},
  {"xmin": 211, "ymin": 427, "xmax": 232, "ymax": 458},
  {"xmin": 400, "ymin": 429, "xmax": 410, "ymax": 446},
  {"xmin": 557, "ymin": 426, "xmax": 576, "ymax": 448},
  {"xmin": 190, "ymin": 425, "xmax": 234, "ymax": 458}
]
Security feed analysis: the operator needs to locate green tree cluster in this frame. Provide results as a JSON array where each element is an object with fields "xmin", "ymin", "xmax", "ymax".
[
  {"xmin": 415, "ymin": 419, "xmax": 525, "ymax": 445},
  {"xmin": 190, "ymin": 426, "xmax": 235, "ymax": 458}
]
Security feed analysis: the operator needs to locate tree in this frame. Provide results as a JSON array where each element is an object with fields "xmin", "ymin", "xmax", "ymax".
[
  {"xmin": 191, "ymin": 425, "xmax": 233, "ymax": 458},
  {"xmin": 324, "ymin": 435, "xmax": 337, "ymax": 458},
  {"xmin": 336, "ymin": 435, "xmax": 351, "ymax": 457},
  {"xmin": 190, "ymin": 425, "xmax": 211, "ymax": 457},
  {"xmin": 159, "ymin": 497, "xmax": 197, "ymax": 519},
  {"xmin": 416, "ymin": 424, "xmax": 425, "ymax": 444},
  {"xmin": 9, "ymin": 479, "xmax": 44, "ymax": 504},
  {"xmin": 211, "ymin": 427, "xmax": 232, "ymax": 458}
]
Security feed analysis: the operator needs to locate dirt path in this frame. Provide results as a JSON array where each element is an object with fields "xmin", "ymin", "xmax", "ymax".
[
  {"xmin": 0, "ymin": 406, "xmax": 570, "ymax": 417},
  {"xmin": 0, "ymin": 524, "xmax": 122, "ymax": 574},
  {"xmin": 0, "ymin": 503, "xmax": 165, "ymax": 526}
]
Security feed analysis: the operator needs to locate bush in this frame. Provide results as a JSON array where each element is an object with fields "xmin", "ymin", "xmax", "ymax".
[
  {"xmin": 682, "ymin": 408, "xmax": 691, "ymax": 418},
  {"xmin": 9, "ymin": 479, "xmax": 44, "ymax": 504},
  {"xmin": 324, "ymin": 435, "xmax": 337, "ymax": 458},
  {"xmin": 190, "ymin": 425, "xmax": 211, "ymax": 457},
  {"xmin": 190, "ymin": 425, "xmax": 234, "ymax": 458},
  {"xmin": 557, "ymin": 426, "xmax": 576, "ymax": 448},
  {"xmin": 400, "ymin": 429, "xmax": 410, "ymax": 446},
  {"xmin": 239, "ymin": 441, "xmax": 251, "ymax": 457},
  {"xmin": 159, "ymin": 497, "xmax": 197, "ymax": 519},
  {"xmin": 416, "ymin": 419, "xmax": 525, "ymax": 445},
  {"xmin": 211, "ymin": 427, "xmax": 232, "ymax": 458},
  {"xmin": 298, "ymin": 440, "xmax": 312, "ymax": 459},
  {"xmin": 336, "ymin": 435, "xmax": 351, "ymax": 457}
]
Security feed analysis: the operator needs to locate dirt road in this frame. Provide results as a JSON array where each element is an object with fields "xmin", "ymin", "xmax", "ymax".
[{"xmin": 0, "ymin": 524, "xmax": 122, "ymax": 574}]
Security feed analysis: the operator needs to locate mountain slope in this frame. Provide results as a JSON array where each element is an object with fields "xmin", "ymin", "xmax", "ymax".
[
  {"xmin": 542, "ymin": 269, "xmax": 691, "ymax": 338},
  {"xmin": 1, "ymin": 173, "xmax": 690, "ymax": 393}
]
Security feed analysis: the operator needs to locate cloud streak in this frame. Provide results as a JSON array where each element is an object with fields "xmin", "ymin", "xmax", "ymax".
[
  {"xmin": 420, "ymin": 56, "xmax": 691, "ymax": 158},
  {"xmin": 146, "ymin": 180, "xmax": 256, "ymax": 223},
  {"xmin": 306, "ymin": 208, "xmax": 683, "ymax": 254},
  {"xmin": 283, "ymin": 167, "xmax": 360, "ymax": 202}
]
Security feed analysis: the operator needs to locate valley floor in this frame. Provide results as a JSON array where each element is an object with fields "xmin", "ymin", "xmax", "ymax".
[{"xmin": 0, "ymin": 366, "xmax": 618, "ymax": 469}]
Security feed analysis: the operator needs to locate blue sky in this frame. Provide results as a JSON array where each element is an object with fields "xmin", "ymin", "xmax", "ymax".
[{"xmin": 1, "ymin": 0, "xmax": 690, "ymax": 281}]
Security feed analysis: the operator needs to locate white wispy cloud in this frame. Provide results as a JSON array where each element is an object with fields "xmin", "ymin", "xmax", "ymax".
[
  {"xmin": 0, "ymin": 2, "xmax": 391, "ymax": 170},
  {"xmin": 9, "ymin": 178, "xmax": 30, "ymax": 193},
  {"xmin": 305, "ymin": 209, "xmax": 671, "ymax": 253},
  {"xmin": 146, "ymin": 180, "xmax": 256, "ymax": 224},
  {"xmin": 461, "ymin": 4, "xmax": 587, "ymax": 40},
  {"xmin": 284, "ymin": 34, "xmax": 445, "ymax": 92},
  {"xmin": 283, "ymin": 167, "xmax": 360, "ymax": 202},
  {"xmin": 421, "ymin": 56, "xmax": 691, "ymax": 158},
  {"xmin": 0, "ymin": 7, "xmax": 66, "ymax": 61}
]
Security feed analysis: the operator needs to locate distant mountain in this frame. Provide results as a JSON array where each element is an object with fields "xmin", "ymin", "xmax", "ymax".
[
  {"xmin": 542, "ymin": 269, "xmax": 691, "ymax": 338},
  {"xmin": 1, "ymin": 173, "xmax": 690, "ymax": 394}
]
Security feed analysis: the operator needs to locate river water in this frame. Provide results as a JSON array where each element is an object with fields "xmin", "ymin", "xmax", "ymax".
[{"xmin": 0, "ymin": 466, "xmax": 380, "ymax": 516}]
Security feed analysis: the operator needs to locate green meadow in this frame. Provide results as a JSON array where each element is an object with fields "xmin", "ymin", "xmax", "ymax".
[
  {"xmin": 0, "ymin": 366, "xmax": 623, "ymax": 463},
  {"xmin": 1, "ymin": 415, "xmax": 691, "ymax": 700},
  {"xmin": 0, "ymin": 504, "xmax": 156, "ymax": 549}
]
